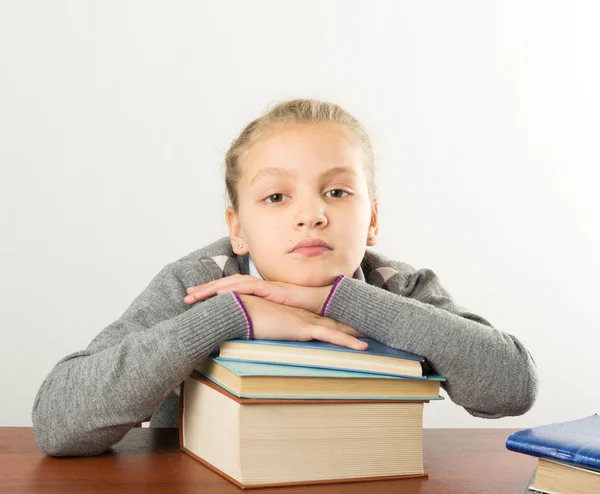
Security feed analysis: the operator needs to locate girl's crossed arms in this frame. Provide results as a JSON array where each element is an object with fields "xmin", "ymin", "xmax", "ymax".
[{"xmin": 32, "ymin": 99, "xmax": 537, "ymax": 459}]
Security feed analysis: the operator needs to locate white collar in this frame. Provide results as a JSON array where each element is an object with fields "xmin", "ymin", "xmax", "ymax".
[
  {"xmin": 248, "ymin": 254, "xmax": 264, "ymax": 279},
  {"xmin": 248, "ymin": 255, "xmax": 365, "ymax": 281}
]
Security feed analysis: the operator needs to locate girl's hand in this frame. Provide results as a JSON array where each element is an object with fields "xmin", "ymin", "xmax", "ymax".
[
  {"xmin": 184, "ymin": 274, "xmax": 332, "ymax": 315},
  {"xmin": 238, "ymin": 295, "xmax": 368, "ymax": 350}
]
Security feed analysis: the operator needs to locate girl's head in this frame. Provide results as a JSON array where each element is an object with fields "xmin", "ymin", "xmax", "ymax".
[{"xmin": 225, "ymin": 98, "xmax": 379, "ymax": 287}]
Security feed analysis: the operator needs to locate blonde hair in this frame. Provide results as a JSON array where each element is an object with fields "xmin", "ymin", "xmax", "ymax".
[{"xmin": 225, "ymin": 98, "xmax": 376, "ymax": 212}]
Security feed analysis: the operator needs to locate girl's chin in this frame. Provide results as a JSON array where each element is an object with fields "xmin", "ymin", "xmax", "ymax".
[{"xmin": 279, "ymin": 271, "xmax": 342, "ymax": 287}]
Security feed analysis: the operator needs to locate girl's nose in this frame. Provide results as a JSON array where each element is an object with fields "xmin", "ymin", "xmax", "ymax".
[{"xmin": 293, "ymin": 204, "xmax": 328, "ymax": 229}]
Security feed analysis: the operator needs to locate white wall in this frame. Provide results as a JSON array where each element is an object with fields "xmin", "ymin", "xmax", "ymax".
[{"xmin": 1, "ymin": 0, "xmax": 598, "ymax": 428}]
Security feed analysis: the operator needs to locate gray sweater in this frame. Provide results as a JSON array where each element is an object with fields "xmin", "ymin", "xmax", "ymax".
[{"xmin": 32, "ymin": 236, "xmax": 538, "ymax": 456}]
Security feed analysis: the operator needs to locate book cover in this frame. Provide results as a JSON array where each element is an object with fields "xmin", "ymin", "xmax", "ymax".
[
  {"xmin": 195, "ymin": 357, "xmax": 445, "ymax": 400},
  {"xmin": 209, "ymin": 357, "xmax": 444, "ymax": 379},
  {"xmin": 217, "ymin": 337, "xmax": 431, "ymax": 378},
  {"xmin": 506, "ymin": 414, "xmax": 600, "ymax": 471},
  {"xmin": 221, "ymin": 337, "xmax": 425, "ymax": 361}
]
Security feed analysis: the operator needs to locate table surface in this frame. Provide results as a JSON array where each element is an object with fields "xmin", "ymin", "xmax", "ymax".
[{"xmin": 0, "ymin": 427, "xmax": 536, "ymax": 493}]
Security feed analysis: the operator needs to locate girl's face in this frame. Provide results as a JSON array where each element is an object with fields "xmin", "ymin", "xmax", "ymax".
[{"xmin": 226, "ymin": 122, "xmax": 378, "ymax": 287}]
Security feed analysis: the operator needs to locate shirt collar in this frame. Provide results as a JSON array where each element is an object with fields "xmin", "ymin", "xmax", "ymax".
[{"xmin": 248, "ymin": 255, "xmax": 365, "ymax": 281}]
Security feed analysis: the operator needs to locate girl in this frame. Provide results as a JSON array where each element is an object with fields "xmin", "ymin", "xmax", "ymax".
[{"xmin": 32, "ymin": 99, "xmax": 538, "ymax": 457}]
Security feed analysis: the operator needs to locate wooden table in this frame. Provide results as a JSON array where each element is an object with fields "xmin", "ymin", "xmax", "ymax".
[{"xmin": 0, "ymin": 428, "xmax": 536, "ymax": 493}]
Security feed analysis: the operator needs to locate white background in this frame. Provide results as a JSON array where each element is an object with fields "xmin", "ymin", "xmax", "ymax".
[{"xmin": 1, "ymin": 1, "xmax": 598, "ymax": 428}]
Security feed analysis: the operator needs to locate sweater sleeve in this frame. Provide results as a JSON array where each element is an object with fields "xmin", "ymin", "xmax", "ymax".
[
  {"xmin": 31, "ymin": 260, "xmax": 249, "ymax": 457},
  {"xmin": 322, "ymin": 269, "xmax": 538, "ymax": 418}
]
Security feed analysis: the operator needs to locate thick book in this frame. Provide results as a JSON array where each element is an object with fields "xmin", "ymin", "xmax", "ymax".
[
  {"xmin": 217, "ymin": 337, "xmax": 429, "ymax": 378},
  {"xmin": 195, "ymin": 356, "xmax": 445, "ymax": 400},
  {"xmin": 179, "ymin": 372, "xmax": 428, "ymax": 489},
  {"xmin": 524, "ymin": 459, "xmax": 600, "ymax": 494},
  {"xmin": 506, "ymin": 414, "xmax": 600, "ymax": 471}
]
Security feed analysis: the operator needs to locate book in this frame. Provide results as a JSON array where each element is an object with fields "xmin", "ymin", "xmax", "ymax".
[
  {"xmin": 179, "ymin": 372, "xmax": 428, "ymax": 489},
  {"xmin": 525, "ymin": 459, "xmax": 600, "ymax": 494},
  {"xmin": 506, "ymin": 414, "xmax": 600, "ymax": 470},
  {"xmin": 217, "ymin": 337, "xmax": 428, "ymax": 378},
  {"xmin": 507, "ymin": 414, "xmax": 600, "ymax": 494},
  {"xmin": 195, "ymin": 356, "xmax": 445, "ymax": 400}
]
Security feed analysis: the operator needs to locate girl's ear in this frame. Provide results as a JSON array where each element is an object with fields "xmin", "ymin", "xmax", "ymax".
[
  {"xmin": 225, "ymin": 206, "xmax": 248, "ymax": 255},
  {"xmin": 367, "ymin": 200, "xmax": 379, "ymax": 246}
]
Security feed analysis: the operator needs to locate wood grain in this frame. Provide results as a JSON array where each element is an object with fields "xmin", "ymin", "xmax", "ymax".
[{"xmin": 0, "ymin": 427, "xmax": 536, "ymax": 493}]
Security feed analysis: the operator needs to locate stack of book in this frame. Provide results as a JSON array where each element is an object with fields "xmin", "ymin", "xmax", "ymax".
[
  {"xmin": 179, "ymin": 338, "xmax": 445, "ymax": 489},
  {"xmin": 506, "ymin": 414, "xmax": 600, "ymax": 493}
]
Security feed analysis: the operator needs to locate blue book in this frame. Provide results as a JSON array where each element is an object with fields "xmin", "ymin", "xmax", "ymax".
[
  {"xmin": 217, "ymin": 337, "xmax": 430, "ymax": 378},
  {"xmin": 195, "ymin": 356, "xmax": 445, "ymax": 400},
  {"xmin": 506, "ymin": 414, "xmax": 600, "ymax": 471}
]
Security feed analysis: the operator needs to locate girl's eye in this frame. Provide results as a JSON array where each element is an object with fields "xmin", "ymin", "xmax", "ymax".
[
  {"xmin": 265, "ymin": 193, "xmax": 288, "ymax": 204},
  {"xmin": 326, "ymin": 189, "xmax": 349, "ymax": 199}
]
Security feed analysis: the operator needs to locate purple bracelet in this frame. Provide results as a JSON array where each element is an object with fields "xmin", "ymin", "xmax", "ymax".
[
  {"xmin": 232, "ymin": 291, "xmax": 253, "ymax": 340},
  {"xmin": 320, "ymin": 275, "xmax": 345, "ymax": 316}
]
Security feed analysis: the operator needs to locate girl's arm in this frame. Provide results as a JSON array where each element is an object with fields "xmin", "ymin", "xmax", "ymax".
[
  {"xmin": 32, "ymin": 260, "xmax": 248, "ymax": 457},
  {"xmin": 322, "ymin": 268, "xmax": 538, "ymax": 418}
]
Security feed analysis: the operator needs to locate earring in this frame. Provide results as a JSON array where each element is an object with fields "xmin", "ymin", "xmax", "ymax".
[
  {"xmin": 237, "ymin": 243, "xmax": 243, "ymax": 249},
  {"xmin": 369, "ymin": 236, "xmax": 375, "ymax": 241}
]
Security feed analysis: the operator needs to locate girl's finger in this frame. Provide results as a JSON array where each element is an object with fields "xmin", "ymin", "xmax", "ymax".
[
  {"xmin": 216, "ymin": 284, "xmax": 241, "ymax": 295},
  {"xmin": 184, "ymin": 277, "xmax": 244, "ymax": 302},
  {"xmin": 308, "ymin": 325, "xmax": 368, "ymax": 351},
  {"xmin": 184, "ymin": 290, "xmax": 211, "ymax": 303},
  {"xmin": 217, "ymin": 281, "xmax": 270, "ymax": 297},
  {"xmin": 186, "ymin": 274, "xmax": 251, "ymax": 295},
  {"xmin": 309, "ymin": 315, "xmax": 364, "ymax": 337}
]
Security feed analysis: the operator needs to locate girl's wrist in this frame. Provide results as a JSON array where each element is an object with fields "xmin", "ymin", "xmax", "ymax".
[
  {"xmin": 232, "ymin": 292, "xmax": 253, "ymax": 339},
  {"xmin": 319, "ymin": 275, "xmax": 345, "ymax": 316}
]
